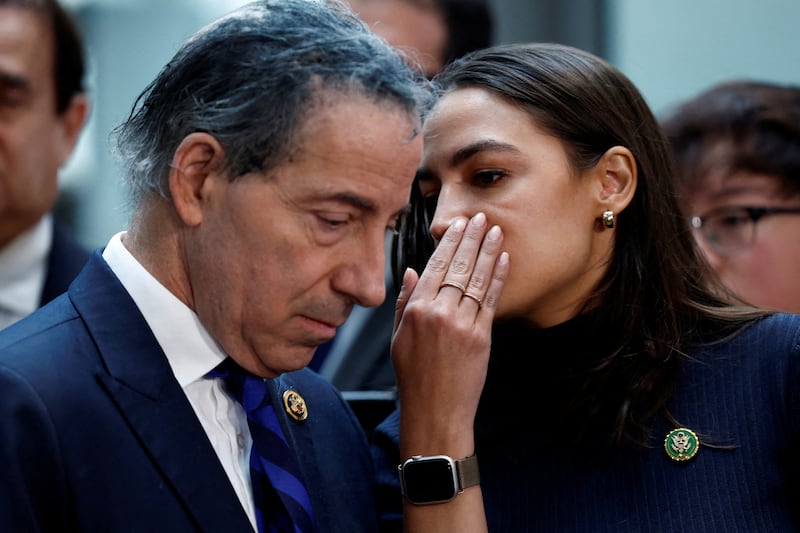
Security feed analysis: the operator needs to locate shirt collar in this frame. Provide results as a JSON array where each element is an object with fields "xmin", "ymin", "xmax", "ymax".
[
  {"xmin": 0, "ymin": 215, "xmax": 51, "ymax": 316},
  {"xmin": 102, "ymin": 231, "xmax": 226, "ymax": 386}
]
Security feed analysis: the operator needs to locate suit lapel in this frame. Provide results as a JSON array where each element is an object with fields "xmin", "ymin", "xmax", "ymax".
[
  {"xmin": 268, "ymin": 374, "xmax": 328, "ymax": 531},
  {"xmin": 69, "ymin": 253, "xmax": 253, "ymax": 531}
]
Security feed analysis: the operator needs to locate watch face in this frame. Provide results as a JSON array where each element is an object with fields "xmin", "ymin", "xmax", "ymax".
[{"xmin": 401, "ymin": 456, "xmax": 458, "ymax": 504}]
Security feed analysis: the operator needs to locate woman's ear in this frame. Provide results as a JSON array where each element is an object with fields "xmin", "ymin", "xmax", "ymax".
[
  {"xmin": 595, "ymin": 145, "xmax": 637, "ymax": 215},
  {"xmin": 169, "ymin": 132, "xmax": 225, "ymax": 226}
]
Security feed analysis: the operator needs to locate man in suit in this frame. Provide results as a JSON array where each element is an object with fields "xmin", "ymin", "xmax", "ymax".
[
  {"xmin": 0, "ymin": 0, "xmax": 429, "ymax": 531},
  {"xmin": 0, "ymin": 0, "xmax": 90, "ymax": 330}
]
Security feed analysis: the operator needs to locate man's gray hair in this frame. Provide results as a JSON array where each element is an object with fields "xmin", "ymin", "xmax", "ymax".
[{"xmin": 112, "ymin": 0, "xmax": 431, "ymax": 208}]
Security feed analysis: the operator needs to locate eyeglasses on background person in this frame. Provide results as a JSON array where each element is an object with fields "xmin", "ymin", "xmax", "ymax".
[{"xmin": 689, "ymin": 205, "xmax": 800, "ymax": 256}]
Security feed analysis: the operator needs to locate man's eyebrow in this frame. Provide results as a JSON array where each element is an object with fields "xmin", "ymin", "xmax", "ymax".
[
  {"xmin": 311, "ymin": 188, "xmax": 411, "ymax": 221},
  {"xmin": 451, "ymin": 139, "xmax": 522, "ymax": 167},
  {"xmin": 323, "ymin": 191, "xmax": 376, "ymax": 211}
]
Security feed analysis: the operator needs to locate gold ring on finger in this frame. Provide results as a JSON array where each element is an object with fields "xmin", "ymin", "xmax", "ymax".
[
  {"xmin": 462, "ymin": 292, "xmax": 483, "ymax": 308},
  {"xmin": 439, "ymin": 280, "xmax": 466, "ymax": 293}
]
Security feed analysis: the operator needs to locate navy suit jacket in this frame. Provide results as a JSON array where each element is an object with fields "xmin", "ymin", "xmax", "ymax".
[{"xmin": 0, "ymin": 252, "xmax": 378, "ymax": 532}]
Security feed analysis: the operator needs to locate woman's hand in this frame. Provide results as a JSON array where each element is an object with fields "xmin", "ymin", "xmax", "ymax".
[{"xmin": 391, "ymin": 212, "xmax": 508, "ymax": 533}]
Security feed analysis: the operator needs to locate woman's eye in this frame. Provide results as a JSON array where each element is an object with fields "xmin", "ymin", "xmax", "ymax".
[{"xmin": 472, "ymin": 170, "xmax": 506, "ymax": 187}]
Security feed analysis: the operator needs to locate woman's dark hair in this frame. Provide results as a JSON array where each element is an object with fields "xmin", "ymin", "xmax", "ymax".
[
  {"xmin": 394, "ymin": 42, "xmax": 767, "ymax": 449},
  {"xmin": 661, "ymin": 80, "xmax": 800, "ymax": 201}
]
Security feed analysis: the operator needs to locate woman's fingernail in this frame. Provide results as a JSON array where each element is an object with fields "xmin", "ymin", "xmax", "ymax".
[
  {"xmin": 487, "ymin": 225, "xmax": 502, "ymax": 240},
  {"xmin": 471, "ymin": 212, "xmax": 486, "ymax": 226}
]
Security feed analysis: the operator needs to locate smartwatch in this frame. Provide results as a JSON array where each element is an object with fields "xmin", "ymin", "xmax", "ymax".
[{"xmin": 398, "ymin": 454, "xmax": 480, "ymax": 505}]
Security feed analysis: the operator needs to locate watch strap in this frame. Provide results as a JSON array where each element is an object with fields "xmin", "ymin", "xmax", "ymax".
[{"xmin": 456, "ymin": 454, "xmax": 480, "ymax": 491}]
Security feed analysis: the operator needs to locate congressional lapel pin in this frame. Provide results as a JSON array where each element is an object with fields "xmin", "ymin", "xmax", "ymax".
[
  {"xmin": 283, "ymin": 389, "xmax": 308, "ymax": 422},
  {"xmin": 664, "ymin": 427, "xmax": 699, "ymax": 462}
]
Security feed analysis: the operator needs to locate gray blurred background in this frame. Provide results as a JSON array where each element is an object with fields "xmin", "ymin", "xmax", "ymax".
[{"xmin": 57, "ymin": 0, "xmax": 800, "ymax": 249}]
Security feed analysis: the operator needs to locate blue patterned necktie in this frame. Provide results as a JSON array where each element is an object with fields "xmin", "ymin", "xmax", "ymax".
[{"xmin": 208, "ymin": 359, "xmax": 314, "ymax": 533}]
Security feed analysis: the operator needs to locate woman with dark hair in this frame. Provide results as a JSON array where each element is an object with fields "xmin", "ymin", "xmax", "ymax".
[
  {"xmin": 374, "ymin": 43, "xmax": 800, "ymax": 531},
  {"xmin": 662, "ymin": 80, "xmax": 800, "ymax": 314}
]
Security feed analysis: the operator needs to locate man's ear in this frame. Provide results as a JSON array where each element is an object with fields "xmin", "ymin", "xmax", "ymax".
[
  {"xmin": 58, "ymin": 93, "xmax": 88, "ymax": 166},
  {"xmin": 169, "ymin": 132, "xmax": 225, "ymax": 227},
  {"xmin": 594, "ymin": 145, "xmax": 637, "ymax": 215}
]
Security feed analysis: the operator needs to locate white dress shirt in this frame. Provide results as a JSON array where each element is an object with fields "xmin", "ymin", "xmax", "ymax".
[
  {"xmin": 102, "ymin": 232, "xmax": 257, "ymax": 531},
  {"xmin": 0, "ymin": 215, "xmax": 51, "ymax": 330}
]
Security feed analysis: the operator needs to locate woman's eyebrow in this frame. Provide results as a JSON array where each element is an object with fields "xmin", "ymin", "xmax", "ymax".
[{"xmin": 450, "ymin": 140, "xmax": 522, "ymax": 167}]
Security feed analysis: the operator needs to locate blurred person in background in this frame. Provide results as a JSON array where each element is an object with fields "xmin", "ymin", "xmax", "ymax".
[
  {"xmin": 0, "ymin": 0, "xmax": 90, "ymax": 330},
  {"xmin": 662, "ymin": 80, "xmax": 800, "ymax": 314},
  {"xmin": 347, "ymin": 0, "xmax": 493, "ymax": 79}
]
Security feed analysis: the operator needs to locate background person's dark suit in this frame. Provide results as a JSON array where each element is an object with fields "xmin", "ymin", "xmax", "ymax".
[
  {"xmin": 40, "ymin": 219, "xmax": 90, "ymax": 305},
  {"xmin": 0, "ymin": 252, "xmax": 378, "ymax": 532}
]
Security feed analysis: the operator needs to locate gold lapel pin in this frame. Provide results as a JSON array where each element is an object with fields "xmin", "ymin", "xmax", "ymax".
[
  {"xmin": 664, "ymin": 427, "xmax": 699, "ymax": 462},
  {"xmin": 283, "ymin": 389, "xmax": 308, "ymax": 422}
]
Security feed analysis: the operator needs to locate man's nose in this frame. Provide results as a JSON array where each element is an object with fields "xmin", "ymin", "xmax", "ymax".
[{"xmin": 333, "ymin": 232, "xmax": 390, "ymax": 308}]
